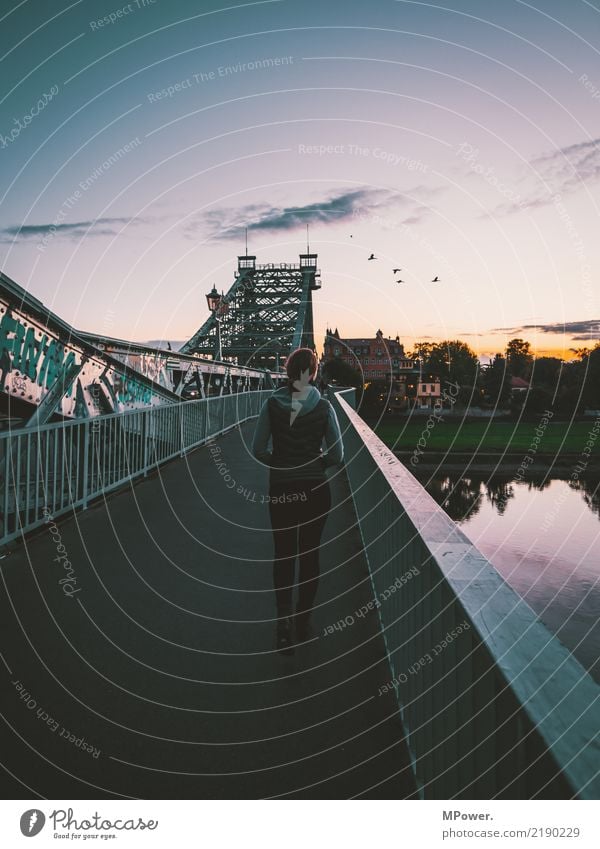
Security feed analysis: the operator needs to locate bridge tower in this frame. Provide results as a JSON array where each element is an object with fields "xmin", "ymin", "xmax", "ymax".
[{"xmin": 180, "ymin": 253, "xmax": 321, "ymax": 370}]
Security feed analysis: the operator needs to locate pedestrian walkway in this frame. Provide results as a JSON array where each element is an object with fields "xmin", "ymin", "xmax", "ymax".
[{"xmin": 0, "ymin": 421, "xmax": 416, "ymax": 799}]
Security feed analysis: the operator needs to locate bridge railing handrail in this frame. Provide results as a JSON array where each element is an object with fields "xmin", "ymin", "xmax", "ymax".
[
  {"xmin": 0, "ymin": 390, "xmax": 272, "ymax": 548},
  {"xmin": 330, "ymin": 387, "xmax": 600, "ymax": 800}
]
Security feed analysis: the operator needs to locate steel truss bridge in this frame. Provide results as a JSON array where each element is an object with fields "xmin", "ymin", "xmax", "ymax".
[
  {"xmin": 0, "ymin": 251, "xmax": 320, "ymax": 427},
  {"xmin": 181, "ymin": 253, "xmax": 321, "ymax": 369}
]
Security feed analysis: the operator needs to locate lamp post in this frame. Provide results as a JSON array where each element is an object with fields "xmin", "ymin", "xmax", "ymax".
[
  {"xmin": 206, "ymin": 285, "xmax": 223, "ymax": 361},
  {"xmin": 272, "ymin": 339, "xmax": 282, "ymax": 375}
]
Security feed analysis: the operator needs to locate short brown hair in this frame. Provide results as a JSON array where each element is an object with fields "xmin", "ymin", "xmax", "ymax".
[{"xmin": 285, "ymin": 347, "xmax": 318, "ymax": 384}]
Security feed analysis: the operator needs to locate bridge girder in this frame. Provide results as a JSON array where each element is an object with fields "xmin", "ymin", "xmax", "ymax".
[{"xmin": 181, "ymin": 254, "xmax": 321, "ymax": 368}]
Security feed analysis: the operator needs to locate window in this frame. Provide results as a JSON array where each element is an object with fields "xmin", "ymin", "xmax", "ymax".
[
  {"xmin": 334, "ymin": 347, "xmax": 340, "ymax": 356},
  {"xmin": 421, "ymin": 384, "xmax": 427, "ymax": 393}
]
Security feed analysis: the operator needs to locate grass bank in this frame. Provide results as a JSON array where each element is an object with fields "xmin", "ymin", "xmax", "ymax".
[{"xmin": 370, "ymin": 419, "xmax": 600, "ymax": 456}]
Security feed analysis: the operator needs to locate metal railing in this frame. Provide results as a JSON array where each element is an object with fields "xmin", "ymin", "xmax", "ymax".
[
  {"xmin": 0, "ymin": 391, "xmax": 271, "ymax": 547},
  {"xmin": 330, "ymin": 388, "xmax": 600, "ymax": 800}
]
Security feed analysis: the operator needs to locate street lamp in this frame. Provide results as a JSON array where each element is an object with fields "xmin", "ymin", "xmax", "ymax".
[
  {"xmin": 206, "ymin": 285, "xmax": 223, "ymax": 361},
  {"xmin": 272, "ymin": 338, "xmax": 283, "ymax": 374}
]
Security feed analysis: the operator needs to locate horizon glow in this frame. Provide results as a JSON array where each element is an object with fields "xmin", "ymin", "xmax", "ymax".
[{"xmin": 0, "ymin": 0, "xmax": 598, "ymax": 362}]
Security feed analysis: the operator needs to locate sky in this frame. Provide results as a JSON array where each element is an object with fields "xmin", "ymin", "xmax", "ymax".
[{"xmin": 1, "ymin": 0, "xmax": 599, "ymax": 360}]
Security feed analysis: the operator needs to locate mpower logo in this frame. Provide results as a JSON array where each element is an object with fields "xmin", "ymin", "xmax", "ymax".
[{"xmin": 19, "ymin": 810, "xmax": 45, "ymax": 837}]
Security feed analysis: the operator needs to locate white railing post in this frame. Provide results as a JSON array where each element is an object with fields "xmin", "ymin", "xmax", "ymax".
[
  {"xmin": 82, "ymin": 420, "xmax": 90, "ymax": 509},
  {"xmin": 180, "ymin": 402, "xmax": 185, "ymax": 457},
  {"xmin": 142, "ymin": 410, "xmax": 150, "ymax": 475}
]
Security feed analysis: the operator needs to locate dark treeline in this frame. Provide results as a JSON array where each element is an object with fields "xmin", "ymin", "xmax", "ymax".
[
  {"xmin": 410, "ymin": 470, "xmax": 600, "ymax": 523},
  {"xmin": 323, "ymin": 337, "xmax": 600, "ymax": 418},
  {"xmin": 482, "ymin": 338, "xmax": 600, "ymax": 417}
]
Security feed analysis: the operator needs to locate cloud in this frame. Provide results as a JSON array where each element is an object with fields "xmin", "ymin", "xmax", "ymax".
[
  {"xmin": 530, "ymin": 137, "xmax": 600, "ymax": 189},
  {"xmin": 190, "ymin": 187, "xmax": 426, "ymax": 240},
  {"xmin": 0, "ymin": 217, "xmax": 140, "ymax": 243},
  {"xmin": 492, "ymin": 137, "xmax": 600, "ymax": 215},
  {"xmin": 398, "ymin": 214, "xmax": 424, "ymax": 226},
  {"xmin": 491, "ymin": 319, "xmax": 600, "ymax": 340}
]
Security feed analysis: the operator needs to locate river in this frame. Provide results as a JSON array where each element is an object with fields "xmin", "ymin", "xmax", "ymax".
[{"xmin": 411, "ymin": 470, "xmax": 600, "ymax": 683}]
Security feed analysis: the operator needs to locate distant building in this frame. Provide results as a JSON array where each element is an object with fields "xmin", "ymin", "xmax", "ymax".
[
  {"xmin": 322, "ymin": 327, "xmax": 411, "ymax": 378},
  {"xmin": 321, "ymin": 328, "xmax": 442, "ymax": 411},
  {"xmin": 510, "ymin": 375, "xmax": 529, "ymax": 397},
  {"xmin": 415, "ymin": 377, "xmax": 442, "ymax": 408}
]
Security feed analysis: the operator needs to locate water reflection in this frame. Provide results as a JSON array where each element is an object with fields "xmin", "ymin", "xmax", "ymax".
[
  {"xmin": 570, "ymin": 477, "xmax": 600, "ymax": 519},
  {"xmin": 417, "ymin": 470, "xmax": 600, "ymax": 524},
  {"xmin": 411, "ymin": 469, "xmax": 600, "ymax": 682},
  {"xmin": 425, "ymin": 474, "xmax": 482, "ymax": 521}
]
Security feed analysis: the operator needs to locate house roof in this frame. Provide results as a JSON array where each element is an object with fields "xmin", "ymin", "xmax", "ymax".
[
  {"xmin": 327, "ymin": 337, "xmax": 404, "ymax": 347},
  {"xmin": 510, "ymin": 376, "xmax": 529, "ymax": 388}
]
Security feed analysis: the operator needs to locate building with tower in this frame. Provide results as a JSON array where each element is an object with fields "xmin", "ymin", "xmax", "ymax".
[{"xmin": 321, "ymin": 327, "xmax": 441, "ymax": 411}]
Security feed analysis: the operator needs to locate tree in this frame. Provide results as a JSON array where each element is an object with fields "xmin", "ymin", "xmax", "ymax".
[
  {"xmin": 505, "ymin": 338, "xmax": 533, "ymax": 379},
  {"xmin": 581, "ymin": 343, "xmax": 600, "ymax": 409},
  {"xmin": 569, "ymin": 347, "xmax": 591, "ymax": 361},
  {"xmin": 409, "ymin": 342, "xmax": 434, "ymax": 364},
  {"xmin": 359, "ymin": 380, "xmax": 388, "ymax": 418},
  {"xmin": 518, "ymin": 384, "xmax": 555, "ymax": 418},
  {"xmin": 482, "ymin": 354, "xmax": 511, "ymax": 408},
  {"xmin": 530, "ymin": 356, "xmax": 562, "ymax": 388},
  {"xmin": 425, "ymin": 340, "xmax": 480, "ymax": 390},
  {"xmin": 321, "ymin": 358, "xmax": 362, "ymax": 388}
]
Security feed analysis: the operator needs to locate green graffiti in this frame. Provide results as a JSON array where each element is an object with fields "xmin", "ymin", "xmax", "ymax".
[
  {"xmin": 1, "ymin": 308, "xmax": 156, "ymax": 408},
  {"xmin": 0, "ymin": 309, "xmax": 77, "ymax": 396},
  {"xmin": 13, "ymin": 326, "xmax": 47, "ymax": 380},
  {"xmin": 114, "ymin": 375, "xmax": 152, "ymax": 405}
]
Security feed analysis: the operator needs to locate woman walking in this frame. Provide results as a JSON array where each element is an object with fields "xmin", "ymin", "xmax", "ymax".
[{"xmin": 252, "ymin": 347, "xmax": 343, "ymax": 654}]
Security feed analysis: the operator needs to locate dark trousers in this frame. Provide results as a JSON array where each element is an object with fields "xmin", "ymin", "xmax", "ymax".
[{"xmin": 268, "ymin": 479, "xmax": 331, "ymax": 618}]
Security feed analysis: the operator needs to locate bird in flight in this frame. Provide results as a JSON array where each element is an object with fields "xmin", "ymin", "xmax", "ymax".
[
  {"xmin": 368, "ymin": 253, "xmax": 377, "ymax": 260},
  {"xmin": 393, "ymin": 268, "xmax": 402, "ymax": 274},
  {"xmin": 431, "ymin": 276, "xmax": 441, "ymax": 282},
  {"xmin": 396, "ymin": 279, "xmax": 405, "ymax": 284}
]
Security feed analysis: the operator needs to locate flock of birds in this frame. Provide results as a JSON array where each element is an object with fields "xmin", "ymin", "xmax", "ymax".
[
  {"xmin": 366, "ymin": 252, "xmax": 441, "ymax": 284},
  {"xmin": 348, "ymin": 235, "xmax": 441, "ymax": 282}
]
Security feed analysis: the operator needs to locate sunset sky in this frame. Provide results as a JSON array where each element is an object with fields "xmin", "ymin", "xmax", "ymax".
[{"xmin": 1, "ymin": 0, "xmax": 598, "ymax": 361}]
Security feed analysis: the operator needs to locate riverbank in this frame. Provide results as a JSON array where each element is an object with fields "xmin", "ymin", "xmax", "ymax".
[
  {"xmin": 391, "ymin": 451, "xmax": 600, "ymax": 472},
  {"xmin": 370, "ymin": 418, "xmax": 600, "ymax": 452},
  {"xmin": 366, "ymin": 418, "xmax": 600, "ymax": 472}
]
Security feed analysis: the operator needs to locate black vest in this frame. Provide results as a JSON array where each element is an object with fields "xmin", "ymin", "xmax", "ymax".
[{"xmin": 268, "ymin": 394, "xmax": 330, "ymax": 481}]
